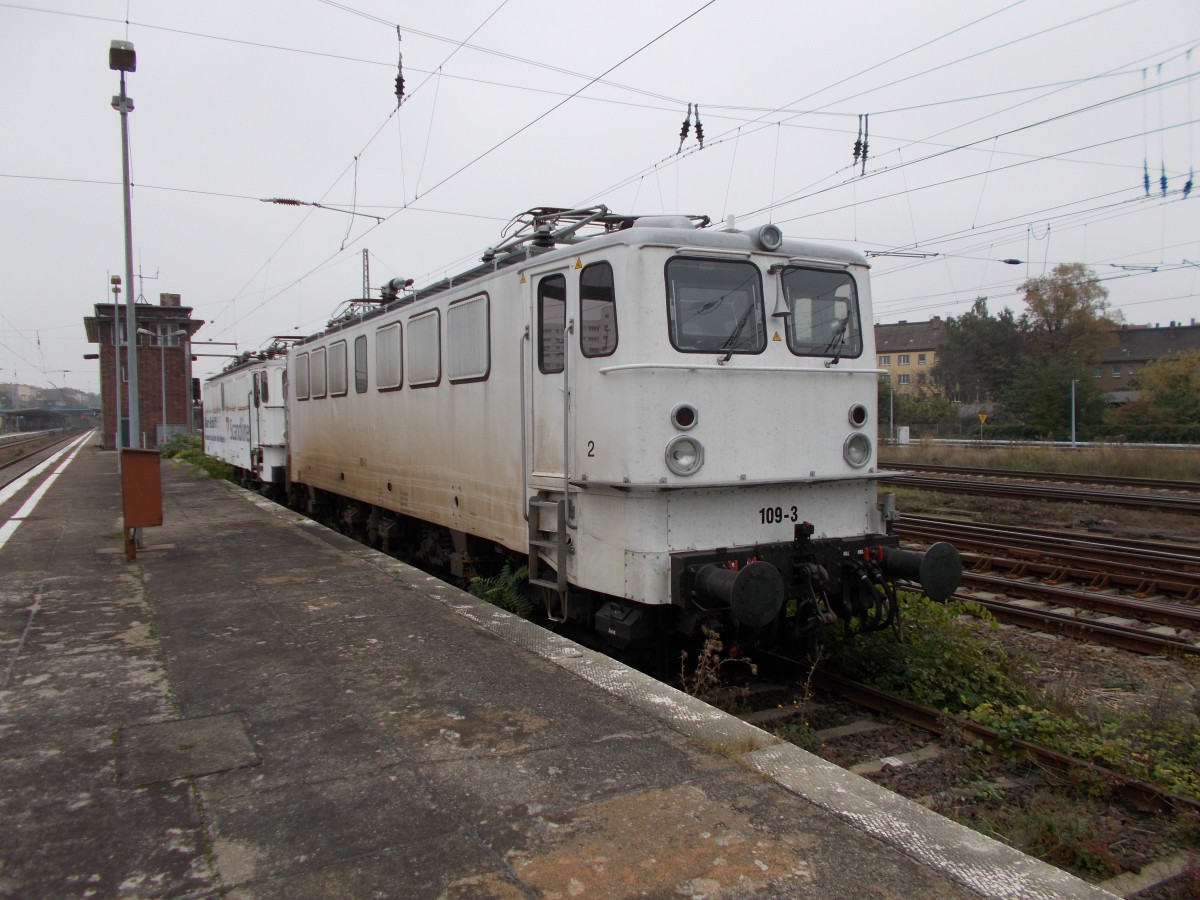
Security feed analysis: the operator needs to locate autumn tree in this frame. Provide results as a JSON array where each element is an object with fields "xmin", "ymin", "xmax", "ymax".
[
  {"xmin": 1002, "ymin": 264, "xmax": 1116, "ymax": 437},
  {"xmin": 1017, "ymin": 262, "xmax": 1118, "ymax": 363}
]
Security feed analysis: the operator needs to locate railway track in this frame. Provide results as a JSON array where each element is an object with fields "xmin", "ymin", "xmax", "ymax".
[
  {"xmin": 881, "ymin": 472, "xmax": 1200, "ymax": 513},
  {"xmin": 720, "ymin": 670, "xmax": 1200, "ymax": 894},
  {"xmin": 0, "ymin": 431, "xmax": 80, "ymax": 491},
  {"xmin": 894, "ymin": 515, "xmax": 1200, "ymax": 655},
  {"xmin": 879, "ymin": 461, "xmax": 1200, "ymax": 494}
]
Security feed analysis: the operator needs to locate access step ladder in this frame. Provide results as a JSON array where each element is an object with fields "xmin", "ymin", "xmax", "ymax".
[{"xmin": 528, "ymin": 495, "xmax": 569, "ymax": 622}]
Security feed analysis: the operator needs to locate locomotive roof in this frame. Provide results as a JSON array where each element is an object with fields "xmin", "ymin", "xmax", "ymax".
[{"xmin": 300, "ymin": 206, "xmax": 869, "ymax": 345}]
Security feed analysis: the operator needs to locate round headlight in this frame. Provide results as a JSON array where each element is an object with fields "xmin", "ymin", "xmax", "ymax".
[
  {"xmin": 756, "ymin": 223, "xmax": 784, "ymax": 251},
  {"xmin": 848, "ymin": 403, "xmax": 868, "ymax": 428},
  {"xmin": 665, "ymin": 435, "xmax": 704, "ymax": 476},
  {"xmin": 843, "ymin": 432, "xmax": 871, "ymax": 469}
]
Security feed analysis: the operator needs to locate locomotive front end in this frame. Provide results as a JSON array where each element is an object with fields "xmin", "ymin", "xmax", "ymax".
[{"xmin": 573, "ymin": 221, "xmax": 961, "ymax": 655}]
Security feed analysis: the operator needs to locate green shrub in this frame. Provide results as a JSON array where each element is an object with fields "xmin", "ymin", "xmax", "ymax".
[
  {"xmin": 821, "ymin": 593, "xmax": 1026, "ymax": 713},
  {"xmin": 160, "ymin": 434, "xmax": 232, "ymax": 480},
  {"xmin": 468, "ymin": 563, "xmax": 534, "ymax": 618}
]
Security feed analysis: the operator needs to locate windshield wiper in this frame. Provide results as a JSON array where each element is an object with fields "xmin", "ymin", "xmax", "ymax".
[
  {"xmin": 719, "ymin": 302, "xmax": 758, "ymax": 363},
  {"xmin": 823, "ymin": 317, "xmax": 849, "ymax": 366}
]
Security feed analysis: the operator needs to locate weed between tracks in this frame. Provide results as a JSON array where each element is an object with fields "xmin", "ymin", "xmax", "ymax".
[{"xmin": 160, "ymin": 434, "xmax": 232, "ymax": 480}]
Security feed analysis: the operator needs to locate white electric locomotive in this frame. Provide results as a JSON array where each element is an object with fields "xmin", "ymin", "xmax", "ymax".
[
  {"xmin": 202, "ymin": 349, "xmax": 289, "ymax": 489},
  {"xmin": 284, "ymin": 207, "xmax": 960, "ymax": 654}
]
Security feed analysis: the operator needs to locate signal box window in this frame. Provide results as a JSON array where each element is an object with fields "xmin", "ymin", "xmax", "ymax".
[
  {"xmin": 376, "ymin": 323, "xmax": 402, "ymax": 390},
  {"xmin": 539, "ymin": 274, "xmax": 566, "ymax": 373},
  {"xmin": 354, "ymin": 335, "xmax": 368, "ymax": 393},
  {"xmin": 580, "ymin": 262, "xmax": 617, "ymax": 358},
  {"xmin": 667, "ymin": 258, "xmax": 765, "ymax": 355},
  {"xmin": 779, "ymin": 267, "xmax": 862, "ymax": 360}
]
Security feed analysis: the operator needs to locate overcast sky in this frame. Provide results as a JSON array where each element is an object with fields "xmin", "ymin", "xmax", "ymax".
[{"xmin": 2, "ymin": 0, "xmax": 1198, "ymax": 393}]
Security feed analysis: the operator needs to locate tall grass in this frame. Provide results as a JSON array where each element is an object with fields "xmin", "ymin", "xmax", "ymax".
[{"xmin": 881, "ymin": 442, "xmax": 1200, "ymax": 481}]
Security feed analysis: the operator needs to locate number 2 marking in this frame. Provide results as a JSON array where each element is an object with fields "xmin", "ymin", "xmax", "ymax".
[{"xmin": 587, "ymin": 441, "xmax": 595, "ymax": 457}]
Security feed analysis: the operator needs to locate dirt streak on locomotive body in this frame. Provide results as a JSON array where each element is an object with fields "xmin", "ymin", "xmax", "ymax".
[{"xmin": 203, "ymin": 207, "xmax": 960, "ymax": 654}]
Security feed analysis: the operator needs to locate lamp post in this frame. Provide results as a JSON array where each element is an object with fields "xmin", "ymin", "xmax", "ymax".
[
  {"xmin": 111, "ymin": 39, "xmax": 139, "ymax": 448},
  {"xmin": 1070, "ymin": 378, "xmax": 1077, "ymax": 448},
  {"xmin": 138, "ymin": 326, "xmax": 186, "ymax": 445}
]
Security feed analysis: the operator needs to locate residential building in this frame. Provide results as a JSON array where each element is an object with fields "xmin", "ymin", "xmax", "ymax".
[
  {"xmin": 1093, "ymin": 320, "xmax": 1200, "ymax": 402},
  {"xmin": 874, "ymin": 318, "xmax": 947, "ymax": 394}
]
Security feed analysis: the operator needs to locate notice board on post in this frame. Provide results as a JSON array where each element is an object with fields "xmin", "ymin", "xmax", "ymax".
[{"xmin": 121, "ymin": 448, "xmax": 162, "ymax": 560}]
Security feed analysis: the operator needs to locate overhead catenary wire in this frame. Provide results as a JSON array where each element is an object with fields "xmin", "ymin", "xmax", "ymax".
[{"xmin": 208, "ymin": 0, "xmax": 721, "ymax": 340}]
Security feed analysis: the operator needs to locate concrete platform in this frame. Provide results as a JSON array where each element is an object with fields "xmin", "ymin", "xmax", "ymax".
[{"xmin": 0, "ymin": 435, "xmax": 1116, "ymax": 898}]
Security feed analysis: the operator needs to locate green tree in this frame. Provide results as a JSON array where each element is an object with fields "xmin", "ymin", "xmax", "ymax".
[
  {"xmin": 1002, "ymin": 357, "xmax": 1104, "ymax": 439},
  {"xmin": 996, "ymin": 264, "xmax": 1115, "ymax": 437},
  {"xmin": 932, "ymin": 298, "xmax": 1023, "ymax": 402}
]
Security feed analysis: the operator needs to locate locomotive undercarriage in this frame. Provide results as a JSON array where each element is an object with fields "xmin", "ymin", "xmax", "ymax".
[{"xmin": 281, "ymin": 482, "xmax": 961, "ymax": 665}]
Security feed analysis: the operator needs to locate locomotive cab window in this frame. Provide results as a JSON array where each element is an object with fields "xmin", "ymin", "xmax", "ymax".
[
  {"xmin": 538, "ymin": 274, "xmax": 566, "ymax": 373},
  {"xmin": 779, "ymin": 267, "xmax": 863, "ymax": 360},
  {"xmin": 666, "ymin": 258, "xmax": 765, "ymax": 355},
  {"xmin": 260, "ymin": 370, "xmax": 270, "ymax": 404},
  {"xmin": 580, "ymin": 262, "xmax": 617, "ymax": 358}
]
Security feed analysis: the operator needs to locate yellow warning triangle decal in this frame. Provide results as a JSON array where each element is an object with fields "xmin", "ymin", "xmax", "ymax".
[
  {"xmin": 575, "ymin": 258, "xmax": 583, "ymax": 269},
  {"xmin": 520, "ymin": 273, "xmax": 526, "ymax": 284},
  {"xmin": 772, "ymin": 331, "xmax": 782, "ymax": 341}
]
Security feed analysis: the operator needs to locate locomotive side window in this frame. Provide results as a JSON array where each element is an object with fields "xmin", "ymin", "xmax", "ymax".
[
  {"xmin": 376, "ymin": 322, "xmax": 402, "ymax": 390},
  {"xmin": 328, "ymin": 341, "xmax": 348, "ymax": 396},
  {"xmin": 260, "ymin": 370, "xmax": 270, "ymax": 404},
  {"xmin": 295, "ymin": 352, "xmax": 310, "ymax": 400},
  {"xmin": 311, "ymin": 347, "xmax": 328, "ymax": 398},
  {"xmin": 666, "ymin": 258, "xmax": 765, "ymax": 355},
  {"xmin": 580, "ymin": 262, "xmax": 617, "ymax": 358},
  {"xmin": 253, "ymin": 373, "xmax": 261, "ymax": 408},
  {"xmin": 448, "ymin": 293, "xmax": 490, "ymax": 383},
  {"xmin": 354, "ymin": 335, "xmax": 368, "ymax": 393},
  {"xmin": 408, "ymin": 310, "xmax": 441, "ymax": 387},
  {"xmin": 538, "ymin": 274, "xmax": 566, "ymax": 374},
  {"xmin": 780, "ymin": 267, "xmax": 863, "ymax": 360}
]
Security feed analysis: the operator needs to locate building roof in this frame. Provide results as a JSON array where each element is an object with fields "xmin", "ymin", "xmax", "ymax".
[
  {"xmin": 1099, "ymin": 322, "xmax": 1200, "ymax": 364},
  {"xmin": 874, "ymin": 318, "xmax": 947, "ymax": 353},
  {"xmin": 83, "ymin": 302, "xmax": 204, "ymax": 344}
]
